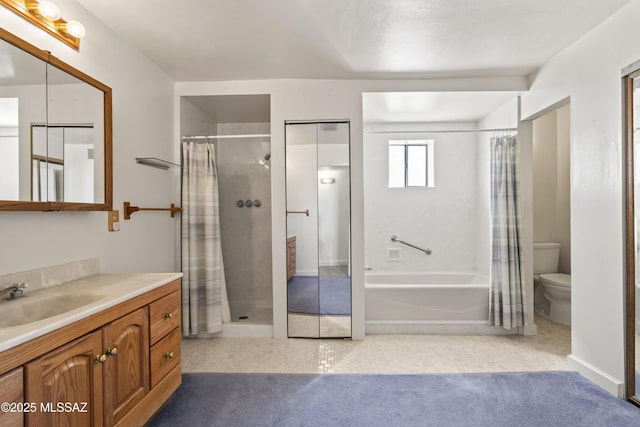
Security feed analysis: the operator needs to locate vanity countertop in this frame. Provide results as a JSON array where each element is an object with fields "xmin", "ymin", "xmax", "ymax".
[{"xmin": 0, "ymin": 272, "xmax": 182, "ymax": 353}]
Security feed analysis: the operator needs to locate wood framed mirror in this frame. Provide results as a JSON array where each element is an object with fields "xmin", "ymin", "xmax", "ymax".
[
  {"xmin": 0, "ymin": 27, "xmax": 112, "ymax": 211},
  {"xmin": 625, "ymin": 63, "xmax": 640, "ymax": 405}
]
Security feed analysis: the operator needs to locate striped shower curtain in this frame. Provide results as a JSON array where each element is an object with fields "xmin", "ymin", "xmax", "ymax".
[
  {"xmin": 181, "ymin": 141, "xmax": 230, "ymax": 336},
  {"xmin": 489, "ymin": 135, "xmax": 527, "ymax": 330}
]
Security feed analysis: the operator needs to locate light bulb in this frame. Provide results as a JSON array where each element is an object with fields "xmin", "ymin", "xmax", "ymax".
[
  {"xmin": 65, "ymin": 21, "xmax": 86, "ymax": 38},
  {"xmin": 37, "ymin": 1, "xmax": 61, "ymax": 21}
]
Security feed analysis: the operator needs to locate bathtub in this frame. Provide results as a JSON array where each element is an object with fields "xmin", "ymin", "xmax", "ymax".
[{"xmin": 365, "ymin": 272, "xmax": 509, "ymax": 334}]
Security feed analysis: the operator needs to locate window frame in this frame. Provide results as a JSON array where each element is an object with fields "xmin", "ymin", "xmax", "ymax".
[{"xmin": 388, "ymin": 139, "xmax": 434, "ymax": 188}]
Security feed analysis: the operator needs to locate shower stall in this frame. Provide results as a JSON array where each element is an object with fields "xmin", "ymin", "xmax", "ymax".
[{"xmin": 180, "ymin": 94, "xmax": 272, "ymax": 336}]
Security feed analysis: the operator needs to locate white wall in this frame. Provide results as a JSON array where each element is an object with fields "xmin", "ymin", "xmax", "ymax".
[
  {"xmin": 532, "ymin": 104, "xmax": 571, "ymax": 274},
  {"xmin": 533, "ymin": 112, "xmax": 559, "ymax": 241},
  {"xmin": 0, "ymin": 127, "xmax": 19, "ymax": 200},
  {"xmin": 521, "ymin": 0, "xmax": 640, "ymax": 396},
  {"xmin": 363, "ymin": 122, "xmax": 480, "ymax": 273},
  {"xmin": 556, "ymin": 105, "xmax": 571, "ymax": 274},
  {"xmin": 0, "ymin": 0, "xmax": 178, "ymax": 275},
  {"xmin": 180, "ymin": 98, "xmax": 218, "ymax": 137},
  {"xmin": 0, "ymin": 85, "xmax": 46, "ymax": 200},
  {"xmin": 318, "ymin": 166, "xmax": 350, "ymax": 267}
]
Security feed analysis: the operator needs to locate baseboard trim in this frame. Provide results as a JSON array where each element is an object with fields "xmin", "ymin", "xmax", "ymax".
[
  {"xmin": 365, "ymin": 321, "xmax": 517, "ymax": 335},
  {"xmin": 567, "ymin": 354, "xmax": 625, "ymax": 398},
  {"xmin": 520, "ymin": 323, "xmax": 538, "ymax": 336},
  {"xmin": 221, "ymin": 323, "xmax": 273, "ymax": 338}
]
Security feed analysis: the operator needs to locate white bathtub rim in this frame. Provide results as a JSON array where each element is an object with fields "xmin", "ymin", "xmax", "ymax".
[
  {"xmin": 365, "ymin": 271, "xmax": 489, "ymax": 285},
  {"xmin": 365, "ymin": 283, "xmax": 488, "ymax": 289}
]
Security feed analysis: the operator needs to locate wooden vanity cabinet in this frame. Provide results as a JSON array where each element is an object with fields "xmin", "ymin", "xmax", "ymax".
[{"xmin": 5, "ymin": 279, "xmax": 182, "ymax": 427}]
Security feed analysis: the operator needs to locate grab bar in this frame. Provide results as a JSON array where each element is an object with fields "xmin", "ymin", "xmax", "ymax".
[
  {"xmin": 287, "ymin": 209, "xmax": 310, "ymax": 216},
  {"xmin": 391, "ymin": 235, "xmax": 432, "ymax": 255}
]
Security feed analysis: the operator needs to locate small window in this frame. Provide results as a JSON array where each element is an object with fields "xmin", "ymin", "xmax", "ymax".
[{"xmin": 388, "ymin": 140, "xmax": 434, "ymax": 188}]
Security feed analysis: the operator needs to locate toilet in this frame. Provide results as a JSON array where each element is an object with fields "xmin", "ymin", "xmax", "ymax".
[{"xmin": 533, "ymin": 242, "xmax": 572, "ymax": 325}]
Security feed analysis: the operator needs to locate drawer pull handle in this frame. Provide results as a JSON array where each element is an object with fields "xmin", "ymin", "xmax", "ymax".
[
  {"xmin": 95, "ymin": 354, "xmax": 107, "ymax": 364},
  {"xmin": 165, "ymin": 351, "xmax": 174, "ymax": 359},
  {"xmin": 165, "ymin": 312, "xmax": 173, "ymax": 319},
  {"xmin": 106, "ymin": 347, "xmax": 118, "ymax": 356}
]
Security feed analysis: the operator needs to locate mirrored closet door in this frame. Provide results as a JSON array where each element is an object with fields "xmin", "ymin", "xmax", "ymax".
[{"xmin": 285, "ymin": 121, "xmax": 351, "ymax": 338}]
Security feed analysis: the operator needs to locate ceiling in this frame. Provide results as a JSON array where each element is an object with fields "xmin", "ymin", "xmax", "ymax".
[
  {"xmin": 363, "ymin": 92, "xmax": 518, "ymax": 123},
  {"xmin": 74, "ymin": 0, "xmax": 631, "ymax": 123},
  {"xmin": 76, "ymin": 0, "xmax": 631, "ymax": 82}
]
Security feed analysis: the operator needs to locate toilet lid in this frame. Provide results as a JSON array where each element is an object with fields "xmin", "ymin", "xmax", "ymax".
[{"xmin": 539, "ymin": 273, "xmax": 571, "ymax": 287}]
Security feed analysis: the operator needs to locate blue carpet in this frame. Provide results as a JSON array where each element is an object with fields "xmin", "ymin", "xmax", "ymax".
[
  {"xmin": 150, "ymin": 372, "xmax": 640, "ymax": 427},
  {"xmin": 287, "ymin": 276, "xmax": 351, "ymax": 315}
]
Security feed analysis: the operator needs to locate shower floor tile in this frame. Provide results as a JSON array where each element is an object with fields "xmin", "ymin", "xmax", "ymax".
[{"xmin": 229, "ymin": 304, "xmax": 273, "ymax": 324}]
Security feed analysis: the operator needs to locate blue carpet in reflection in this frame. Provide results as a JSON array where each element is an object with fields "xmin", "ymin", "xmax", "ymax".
[{"xmin": 287, "ymin": 275, "xmax": 351, "ymax": 315}]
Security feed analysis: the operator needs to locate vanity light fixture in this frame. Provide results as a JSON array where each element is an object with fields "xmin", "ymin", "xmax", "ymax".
[
  {"xmin": 63, "ymin": 20, "xmax": 85, "ymax": 39},
  {"xmin": 35, "ymin": 0, "xmax": 59, "ymax": 20},
  {"xmin": 0, "ymin": 0, "xmax": 86, "ymax": 50}
]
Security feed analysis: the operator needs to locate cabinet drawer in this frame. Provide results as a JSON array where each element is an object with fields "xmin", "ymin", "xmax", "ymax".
[
  {"xmin": 150, "ymin": 327, "xmax": 181, "ymax": 388},
  {"xmin": 0, "ymin": 367, "xmax": 23, "ymax": 427},
  {"xmin": 150, "ymin": 291, "xmax": 181, "ymax": 344}
]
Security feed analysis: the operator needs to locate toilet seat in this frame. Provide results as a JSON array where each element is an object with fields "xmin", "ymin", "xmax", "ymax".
[{"xmin": 539, "ymin": 273, "xmax": 571, "ymax": 288}]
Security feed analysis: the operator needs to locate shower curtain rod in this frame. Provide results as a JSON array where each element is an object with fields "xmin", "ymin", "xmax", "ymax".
[
  {"xmin": 182, "ymin": 133, "xmax": 271, "ymax": 140},
  {"xmin": 365, "ymin": 127, "xmax": 517, "ymax": 134}
]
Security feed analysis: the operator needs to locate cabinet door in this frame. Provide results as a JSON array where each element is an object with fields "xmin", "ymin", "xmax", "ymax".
[
  {"xmin": 25, "ymin": 330, "xmax": 103, "ymax": 427},
  {"xmin": 103, "ymin": 307, "xmax": 149, "ymax": 426},
  {"xmin": 0, "ymin": 367, "xmax": 24, "ymax": 427}
]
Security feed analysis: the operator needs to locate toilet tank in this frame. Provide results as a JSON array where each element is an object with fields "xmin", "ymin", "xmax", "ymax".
[{"xmin": 533, "ymin": 242, "xmax": 561, "ymax": 274}]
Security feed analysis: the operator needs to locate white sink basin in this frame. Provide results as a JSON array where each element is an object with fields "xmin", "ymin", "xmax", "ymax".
[
  {"xmin": 0, "ymin": 293, "xmax": 104, "ymax": 328},
  {"xmin": 0, "ymin": 272, "xmax": 182, "ymax": 353}
]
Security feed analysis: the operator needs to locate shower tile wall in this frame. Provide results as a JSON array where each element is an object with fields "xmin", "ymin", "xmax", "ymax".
[{"xmin": 216, "ymin": 122, "xmax": 272, "ymax": 322}]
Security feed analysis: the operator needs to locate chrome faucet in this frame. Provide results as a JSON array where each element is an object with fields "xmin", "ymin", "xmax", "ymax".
[{"xmin": 0, "ymin": 283, "xmax": 27, "ymax": 300}]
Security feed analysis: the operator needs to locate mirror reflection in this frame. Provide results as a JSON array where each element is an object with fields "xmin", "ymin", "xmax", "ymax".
[
  {"xmin": 0, "ymin": 39, "xmax": 46, "ymax": 201},
  {"xmin": 633, "ymin": 74, "xmax": 640, "ymax": 398},
  {"xmin": 0, "ymin": 28, "xmax": 110, "ymax": 209},
  {"xmin": 31, "ymin": 124, "xmax": 95, "ymax": 202},
  {"xmin": 286, "ymin": 121, "xmax": 351, "ymax": 338}
]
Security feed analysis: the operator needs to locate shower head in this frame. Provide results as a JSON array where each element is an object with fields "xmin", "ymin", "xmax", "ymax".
[{"xmin": 264, "ymin": 152, "xmax": 271, "ymax": 161}]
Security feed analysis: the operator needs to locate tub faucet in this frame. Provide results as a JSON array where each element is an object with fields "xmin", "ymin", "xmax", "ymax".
[{"xmin": 0, "ymin": 283, "xmax": 27, "ymax": 300}]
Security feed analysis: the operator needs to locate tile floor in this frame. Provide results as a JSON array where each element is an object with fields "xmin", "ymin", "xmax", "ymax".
[{"xmin": 182, "ymin": 314, "xmax": 570, "ymax": 374}]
